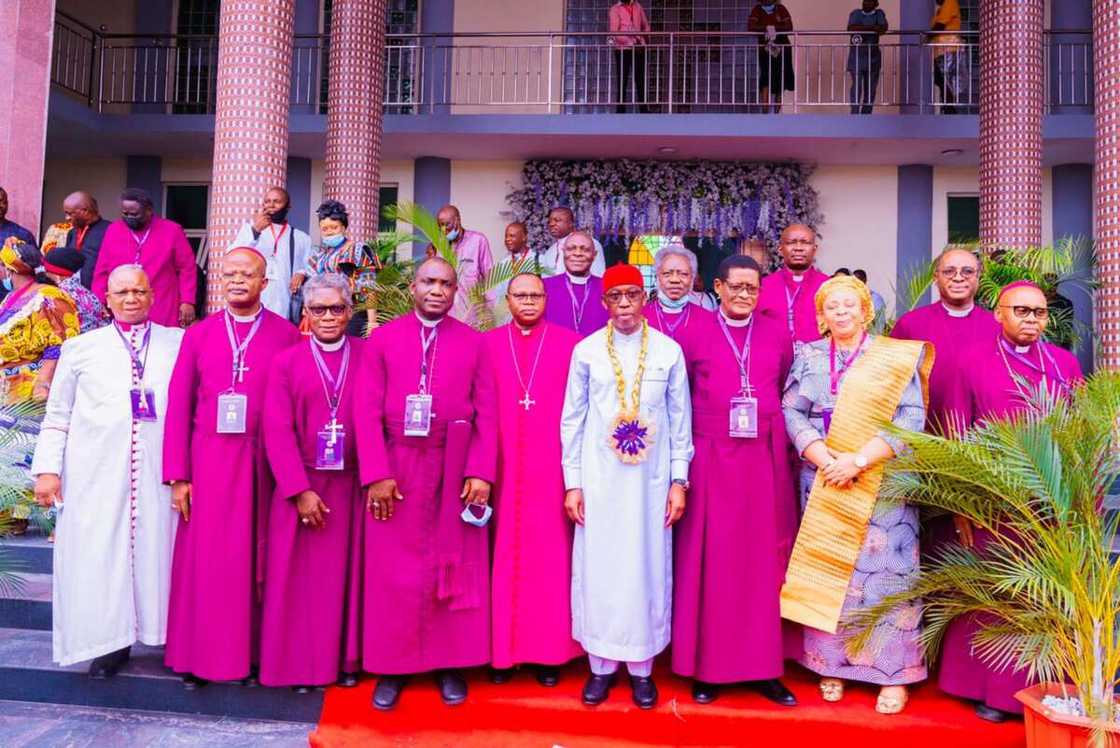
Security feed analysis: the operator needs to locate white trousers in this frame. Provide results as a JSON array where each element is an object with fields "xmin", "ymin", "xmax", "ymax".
[{"xmin": 588, "ymin": 654, "xmax": 654, "ymax": 677}]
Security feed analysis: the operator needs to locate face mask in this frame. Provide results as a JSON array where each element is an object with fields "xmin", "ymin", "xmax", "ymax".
[
  {"xmin": 321, "ymin": 234, "xmax": 346, "ymax": 249},
  {"xmin": 660, "ymin": 292, "xmax": 690, "ymax": 310},
  {"xmin": 123, "ymin": 216, "xmax": 146, "ymax": 231},
  {"xmin": 270, "ymin": 206, "xmax": 289, "ymax": 224},
  {"xmin": 445, "ymin": 228, "xmax": 461, "ymax": 242},
  {"xmin": 461, "ymin": 503, "xmax": 493, "ymax": 527},
  {"xmin": 761, "ymin": 4, "xmax": 776, "ymax": 12},
  {"xmin": 1, "ymin": 277, "xmax": 12, "ymax": 292}
]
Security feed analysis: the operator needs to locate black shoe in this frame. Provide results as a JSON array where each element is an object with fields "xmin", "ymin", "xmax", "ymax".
[
  {"xmin": 692, "ymin": 681, "xmax": 719, "ymax": 704},
  {"xmin": 438, "ymin": 670, "xmax": 468, "ymax": 706},
  {"xmin": 489, "ymin": 668, "xmax": 514, "ymax": 685},
  {"xmin": 337, "ymin": 671, "xmax": 359, "ymax": 688},
  {"xmin": 372, "ymin": 675, "xmax": 406, "ymax": 711},
  {"xmin": 535, "ymin": 667, "xmax": 560, "ymax": 687},
  {"xmin": 750, "ymin": 678, "xmax": 797, "ymax": 706},
  {"xmin": 975, "ymin": 703, "xmax": 1012, "ymax": 723},
  {"xmin": 582, "ymin": 673, "xmax": 615, "ymax": 706},
  {"xmin": 181, "ymin": 674, "xmax": 207, "ymax": 690},
  {"xmin": 292, "ymin": 685, "xmax": 314, "ymax": 694},
  {"xmin": 88, "ymin": 647, "xmax": 130, "ymax": 679},
  {"xmin": 630, "ymin": 675, "xmax": 658, "ymax": 709},
  {"xmin": 240, "ymin": 666, "xmax": 260, "ymax": 688}
]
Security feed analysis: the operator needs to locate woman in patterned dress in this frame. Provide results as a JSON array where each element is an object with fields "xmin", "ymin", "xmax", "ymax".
[
  {"xmin": 307, "ymin": 200, "xmax": 381, "ymax": 337},
  {"xmin": 781, "ymin": 275, "xmax": 927, "ymax": 714}
]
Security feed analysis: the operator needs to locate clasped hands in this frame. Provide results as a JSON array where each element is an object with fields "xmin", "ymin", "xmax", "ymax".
[
  {"xmin": 365, "ymin": 476, "xmax": 491, "ymax": 522},
  {"xmin": 819, "ymin": 448, "xmax": 864, "ymax": 489}
]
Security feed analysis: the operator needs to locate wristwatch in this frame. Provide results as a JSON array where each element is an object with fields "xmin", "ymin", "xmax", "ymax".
[
  {"xmin": 853, "ymin": 453, "xmax": 868, "ymax": 470},
  {"xmin": 671, "ymin": 478, "xmax": 690, "ymax": 490}
]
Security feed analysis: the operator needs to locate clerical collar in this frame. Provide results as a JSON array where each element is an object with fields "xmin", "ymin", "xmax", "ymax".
[
  {"xmin": 1002, "ymin": 335, "xmax": 1032, "ymax": 354},
  {"xmin": 720, "ymin": 310, "xmax": 752, "ymax": 328},
  {"xmin": 1015, "ymin": 343, "xmax": 1031, "ymax": 353},
  {"xmin": 566, "ymin": 272, "xmax": 590, "ymax": 285},
  {"xmin": 116, "ymin": 320, "xmax": 150, "ymax": 333},
  {"xmin": 415, "ymin": 311, "xmax": 443, "ymax": 328},
  {"xmin": 789, "ymin": 271, "xmax": 805, "ymax": 282},
  {"xmin": 942, "ymin": 301, "xmax": 974, "ymax": 318},
  {"xmin": 313, "ymin": 336, "xmax": 346, "ymax": 352},
  {"xmin": 515, "ymin": 321, "xmax": 538, "ymax": 336}
]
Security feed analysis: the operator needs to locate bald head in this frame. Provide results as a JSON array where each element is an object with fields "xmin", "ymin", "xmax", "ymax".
[
  {"xmin": 997, "ymin": 283, "xmax": 1049, "ymax": 346},
  {"xmin": 106, "ymin": 264, "xmax": 152, "ymax": 324},
  {"xmin": 63, "ymin": 191, "xmax": 100, "ymax": 229},
  {"xmin": 436, "ymin": 205, "xmax": 463, "ymax": 241},
  {"xmin": 107, "ymin": 263, "xmax": 149, "ymax": 291},
  {"xmin": 779, "ymin": 224, "xmax": 818, "ymax": 272}
]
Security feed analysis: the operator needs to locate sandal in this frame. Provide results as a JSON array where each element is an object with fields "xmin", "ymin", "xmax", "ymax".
[
  {"xmin": 819, "ymin": 678, "xmax": 844, "ymax": 702},
  {"xmin": 876, "ymin": 686, "xmax": 908, "ymax": 715}
]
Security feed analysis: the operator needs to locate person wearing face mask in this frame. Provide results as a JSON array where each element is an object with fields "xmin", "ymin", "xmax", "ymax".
[
  {"xmin": 645, "ymin": 244, "xmax": 712, "ymax": 353},
  {"xmin": 436, "ymin": 204, "xmax": 494, "ymax": 328},
  {"xmin": 781, "ymin": 275, "xmax": 932, "ymax": 715},
  {"xmin": 747, "ymin": 1, "xmax": 795, "ymax": 113},
  {"xmin": 307, "ymin": 200, "xmax": 381, "ymax": 337},
  {"xmin": 233, "ymin": 187, "xmax": 312, "ymax": 323},
  {"xmin": 846, "ymin": 0, "xmax": 889, "ymax": 114},
  {"xmin": 92, "ymin": 188, "xmax": 198, "ymax": 329}
]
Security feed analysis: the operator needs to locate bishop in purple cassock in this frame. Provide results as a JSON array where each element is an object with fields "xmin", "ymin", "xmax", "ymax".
[
  {"xmin": 259, "ymin": 273, "xmax": 365, "ymax": 689},
  {"xmin": 645, "ymin": 244, "xmax": 713, "ymax": 355},
  {"xmin": 163, "ymin": 247, "xmax": 300, "ymax": 686},
  {"xmin": 356, "ymin": 257, "xmax": 498, "ymax": 711},
  {"xmin": 672, "ymin": 255, "xmax": 799, "ymax": 706},
  {"xmin": 542, "ymin": 229, "xmax": 609, "ymax": 337},
  {"xmin": 939, "ymin": 280, "xmax": 1083, "ymax": 722},
  {"xmin": 756, "ymin": 224, "xmax": 829, "ymax": 344}
]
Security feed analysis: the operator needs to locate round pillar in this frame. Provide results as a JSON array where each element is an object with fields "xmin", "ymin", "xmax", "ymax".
[{"xmin": 1094, "ymin": 0, "xmax": 1120, "ymax": 369}]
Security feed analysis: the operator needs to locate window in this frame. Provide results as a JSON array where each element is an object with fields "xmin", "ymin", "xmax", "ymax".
[
  {"xmin": 378, "ymin": 186, "xmax": 399, "ymax": 233},
  {"xmin": 320, "ymin": 0, "xmax": 419, "ymax": 114},
  {"xmin": 947, "ymin": 195, "xmax": 980, "ymax": 245},
  {"xmin": 164, "ymin": 183, "xmax": 210, "ymax": 315},
  {"xmin": 173, "ymin": 0, "xmax": 220, "ymax": 114}
]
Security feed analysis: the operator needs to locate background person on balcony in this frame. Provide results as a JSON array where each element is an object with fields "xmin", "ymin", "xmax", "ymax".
[
  {"xmin": 929, "ymin": 0, "xmax": 963, "ymax": 114},
  {"xmin": 233, "ymin": 187, "xmax": 311, "ymax": 324},
  {"xmin": 436, "ymin": 204, "xmax": 494, "ymax": 327},
  {"xmin": 748, "ymin": 1, "xmax": 795, "ymax": 114},
  {"xmin": 61, "ymin": 191, "xmax": 109, "ymax": 290},
  {"xmin": 609, "ymin": 0, "xmax": 651, "ymax": 114},
  {"xmin": 92, "ymin": 188, "xmax": 198, "ymax": 329},
  {"xmin": 308, "ymin": 199, "xmax": 380, "ymax": 337},
  {"xmin": 540, "ymin": 207, "xmax": 606, "ymax": 278},
  {"xmin": 0, "ymin": 187, "xmax": 37, "ymax": 250},
  {"xmin": 846, "ymin": 1, "xmax": 889, "ymax": 115}
]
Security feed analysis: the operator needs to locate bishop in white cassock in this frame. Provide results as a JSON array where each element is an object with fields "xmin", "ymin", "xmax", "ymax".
[
  {"xmin": 32, "ymin": 265, "xmax": 183, "ymax": 675},
  {"xmin": 560, "ymin": 263, "xmax": 693, "ymax": 710},
  {"xmin": 232, "ymin": 187, "xmax": 312, "ymax": 321}
]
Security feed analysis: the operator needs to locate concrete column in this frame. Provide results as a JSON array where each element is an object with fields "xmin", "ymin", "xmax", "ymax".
[
  {"xmin": 978, "ymin": 0, "xmax": 1045, "ymax": 252},
  {"xmin": 900, "ymin": 0, "xmax": 934, "ymax": 114},
  {"xmin": 1094, "ymin": 0, "xmax": 1120, "ymax": 369},
  {"xmin": 323, "ymin": 0, "xmax": 387, "ymax": 243},
  {"xmin": 412, "ymin": 157, "xmax": 451, "ymax": 258},
  {"xmin": 420, "ymin": 0, "xmax": 454, "ymax": 114},
  {"xmin": 0, "ymin": 0, "xmax": 58, "ymax": 236},
  {"xmin": 206, "ymin": 0, "xmax": 296, "ymax": 311},
  {"xmin": 896, "ymin": 164, "xmax": 934, "ymax": 310},
  {"xmin": 1052, "ymin": 164, "xmax": 1095, "ymax": 372}
]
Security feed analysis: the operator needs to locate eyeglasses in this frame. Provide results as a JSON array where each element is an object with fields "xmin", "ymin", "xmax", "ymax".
[
  {"xmin": 306, "ymin": 304, "xmax": 349, "ymax": 317},
  {"xmin": 938, "ymin": 266, "xmax": 978, "ymax": 279},
  {"xmin": 999, "ymin": 304, "xmax": 1049, "ymax": 320},
  {"xmin": 508, "ymin": 292, "xmax": 546, "ymax": 303},
  {"xmin": 109, "ymin": 288, "xmax": 150, "ymax": 299},
  {"xmin": 603, "ymin": 289, "xmax": 646, "ymax": 305},
  {"xmin": 722, "ymin": 283, "xmax": 760, "ymax": 297}
]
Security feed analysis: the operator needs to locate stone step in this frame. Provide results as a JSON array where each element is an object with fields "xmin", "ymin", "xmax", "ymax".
[
  {"xmin": 0, "ymin": 533, "xmax": 52, "ymax": 574},
  {"xmin": 0, "ymin": 628, "xmax": 324, "ymax": 724},
  {"xmin": 0, "ymin": 571, "xmax": 51, "ymax": 631}
]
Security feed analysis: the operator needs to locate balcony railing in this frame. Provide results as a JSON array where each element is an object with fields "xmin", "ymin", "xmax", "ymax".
[{"xmin": 51, "ymin": 13, "xmax": 1094, "ymax": 116}]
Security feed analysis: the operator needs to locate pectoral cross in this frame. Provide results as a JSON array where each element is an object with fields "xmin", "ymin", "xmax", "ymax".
[
  {"xmin": 519, "ymin": 391, "xmax": 536, "ymax": 411},
  {"xmin": 326, "ymin": 418, "xmax": 343, "ymax": 446},
  {"xmin": 235, "ymin": 359, "xmax": 249, "ymax": 383}
]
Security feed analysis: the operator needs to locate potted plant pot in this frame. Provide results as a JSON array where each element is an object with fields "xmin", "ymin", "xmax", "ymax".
[{"xmin": 1016, "ymin": 683, "xmax": 1120, "ymax": 748}]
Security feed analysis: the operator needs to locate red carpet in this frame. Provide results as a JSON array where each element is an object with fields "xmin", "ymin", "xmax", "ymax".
[{"xmin": 310, "ymin": 662, "xmax": 1026, "ymax": 747}]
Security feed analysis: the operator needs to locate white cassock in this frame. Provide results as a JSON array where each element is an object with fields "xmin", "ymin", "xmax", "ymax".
[
  {"xmin": 232, "ymin": 222, "xmax": 312, "ymax": 320},
  {"xmin": 539, "ymin": 234, "xmax": 607, "ymax": 278},
  {"xmin": 31, "ymin": 322, "xmax": 184, "ymax": 665},
  {"xmin": 560, "ymin": 324, "xmax": 693, "ymax": 663}
]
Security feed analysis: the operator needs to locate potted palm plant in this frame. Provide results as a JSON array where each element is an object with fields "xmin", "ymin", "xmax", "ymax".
[{"xmin": 850, "ymin": 373, "xmax": 1120, "ymax": 748}]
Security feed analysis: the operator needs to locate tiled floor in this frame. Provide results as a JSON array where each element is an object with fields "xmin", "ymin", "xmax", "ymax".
[{"xmin": 0, "ymin": 700, "xmax": 312, "ymax": 747}]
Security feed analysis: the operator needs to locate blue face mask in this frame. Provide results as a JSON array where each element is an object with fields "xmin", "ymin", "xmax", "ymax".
[
  {"xmin": 761, "ymin": 4, "xmax": 776, "ymax": 12},
  {"xmin": 1, "ymin": 277, "xmax": 11, "ymax": 292},
  {"xmin": 659, "ymin": 292, "xmax": 690, "ymax": 310},
  {"xmin": 445, "ymin": 228, "xmax": 461, "ymax": 242},
  {"xmin": 321, "ymin": 234, "xmax": 346, "ymax": 249}
]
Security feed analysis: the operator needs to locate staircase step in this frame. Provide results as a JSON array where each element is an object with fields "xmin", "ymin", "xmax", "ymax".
[
  {"xmin": 0, "ymin": 571, "xmax": 51, "ymax": 630},
  {"xmin": 0, "ymin": 534, "xmax": 52, "ymax": 574},
  {"xmin": 0, "ymin": 628, "xmax": 324, "ymax": 723}
]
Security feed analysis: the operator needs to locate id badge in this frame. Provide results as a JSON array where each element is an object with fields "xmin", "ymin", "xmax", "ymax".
[
  {"xmin": 316, "ymin": 430, "xmax": 345, "ymax": 471},
  {"xmin": 729, "ymin": 395, "xmax": 758, "ymax": 439},
  {"xmin": 822, "ymin": 407, "xmax": 833, "ymax": 435},
  {"xmin": 216, "ymin": 393, "xmax": 248, "ymax": 434},
  {"xmin": 404, "ymin": 394, "xmax": 433, "ymax": 437},
  {"xmin": 130, "ymin": 388, "xmax": 157, "ymax": 422},
  {"xmin": 265, "ymin": 255, "xmax": 280, "ymax": 281}
]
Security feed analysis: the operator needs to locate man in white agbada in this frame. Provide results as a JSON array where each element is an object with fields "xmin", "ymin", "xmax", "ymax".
[
  {"xmin": 32, "ymin": 264, "xmax": 183, "ymax": 675},
  {"xmin": 560, "ymin": 262, "xmax": 693, "ymax": 710},
  {"xmin": 539, "ymin": 207, "xmax": 607, "ymax": 277},
  {"xmin": 232, "ymin": 186, "xmax": 311, "ymax": 322}
]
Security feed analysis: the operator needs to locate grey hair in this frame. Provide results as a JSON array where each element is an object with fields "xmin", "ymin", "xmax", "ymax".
[
  {"xmin": 107, "ymin": 263, "xmax": 148, "ymax": 288},
  {"xmin": 933, "ymin": 246, "xmax": 983, "ymax": 274},
  {"xmin": 654, "ymin": 244, "xmax": 698, "ymax": 277},
  {"xmin": 302, "ymin": 272, "xmax": 353, "ymax": 306}
]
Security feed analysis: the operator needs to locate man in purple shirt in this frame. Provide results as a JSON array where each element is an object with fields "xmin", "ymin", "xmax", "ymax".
[{"xmin": 437, "ymin": 204, "xmax": 494, "ymax": 327}]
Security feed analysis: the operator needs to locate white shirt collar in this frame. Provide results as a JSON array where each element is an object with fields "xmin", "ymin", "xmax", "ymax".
[
  {"xmin": 566, "ymin": 272, "xmax": 590, "ymax": 285},
  {"xmin": 313, "ymin": 336, "xmax": 346, "ymax": 352},
  {"xmin": 228, "ymin": 308, "xmax": 261, "ymax": 323},
  {"xmin": 1015, "ymin": 343, "xmax": 1031, "ymax": 353},
  {"xmin": 415, "ymin": 311, "xmax": 443, "ymax": 328},
  {"xmin": 942, "ymin": 301, "xmax": 975, "ymax": 318},
  {"xmin": 720, "ymin": 310, "xmax": 752, "ymax": 327}
]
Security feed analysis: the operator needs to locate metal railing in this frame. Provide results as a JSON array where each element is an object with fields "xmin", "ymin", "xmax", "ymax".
[{"xmin": 51, "ymin": 17, "xmax": 1094, "ymax": 116}]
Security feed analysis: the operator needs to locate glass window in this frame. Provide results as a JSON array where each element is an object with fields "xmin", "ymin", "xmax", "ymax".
[
  {"xmin": 947, "ymin": 195, "xmax": 980, "ymax": 245},
  {"xmin": 378, "ymin": 186, "xmax": 399, "ymax": 233}
]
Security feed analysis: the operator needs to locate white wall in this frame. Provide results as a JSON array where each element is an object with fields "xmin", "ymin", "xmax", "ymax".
[
  {"xmin": 931, "ymin": 166, "xmax": 1054, "ymax": 257},
  {"xmin": 41, "ymin": 157, "xmax": 127, "ymax": 225},
  {"xmin": 449, "ymin": 160, "xmax": 524, "ymax": 265}
]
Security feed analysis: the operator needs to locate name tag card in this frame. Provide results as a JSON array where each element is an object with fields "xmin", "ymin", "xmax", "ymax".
[
  {"xmin": 316, "ymin": 430, "xmax": 345, "ymax": 471},
  {"xmin": 216, "ymin": 393, "xmax": 248, "ymax": 434},
  {"xmin": 729, "ymin": 395, "xmax": 758, "ymax": 439},
  {"xmin": 131, "ymin": 388, "xmax": 158, "ymax": 422},
  {"xmin": 404, "ymin": 394, "xmax": 433, "ymax": 437}
]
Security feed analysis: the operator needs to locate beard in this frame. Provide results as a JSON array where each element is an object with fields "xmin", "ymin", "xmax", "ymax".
[{"xmin": 270, "ymin": 206, "xmax": 290, "ymax": 223}]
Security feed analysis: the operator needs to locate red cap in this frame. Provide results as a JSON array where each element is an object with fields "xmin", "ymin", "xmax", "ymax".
[
  {"xmin": 997, "ymin": 280, "xmax": 1043, "ymax": 302},
  {"xmin": 602, "ymin": 263, "xmax": 644, "ymax": 293}
]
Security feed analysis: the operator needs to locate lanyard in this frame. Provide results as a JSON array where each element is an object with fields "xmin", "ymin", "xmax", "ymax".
[
  {"xmin": 418, "ymin": 322, "xmax": 440, "ymax": 394},
  {"xmin": 223, "ymin": 310, "xmax": 264, "ymax": 390},
  {"xmin": 717, "ymin": 313, "xmax": 756, "ymax": 395},
  {"xmin": 783, "ymin": 271, "xmax": 803, "ymax": 335},
  {"xmin": 114, "ymin": 323, "xmax": 152, "ymax": 383},
  {"xmin": 130, "ymin": 229, "xmax": 151, "ymax": 263},
  {"xmin": 310, "ymin": 337, "xmax": 350, "ymax": 420},
  {"xmin": 75, "ymin": 226, "xmax": 90, "ymax": 250},
  {"xmin": 267, "ymin": 223, "xmax": 289, "ymax": 258},
  {"xmin": 656, "ymin": 301, "xmax": 691, "ymax": 338},
  {"xmin": 829, "ymin": 332, "xmax": 868, "ymax": 396},
  {"xmin": 565, "ymin": 276, "xmax": 592, "ymax": 332},
  {"xmin": 0, "ymin": 283, "xmax": 34, "ymax": 314},
  {"xmin": 997, "ymin": 336, "xmax": 1068, "ymax": 394}
]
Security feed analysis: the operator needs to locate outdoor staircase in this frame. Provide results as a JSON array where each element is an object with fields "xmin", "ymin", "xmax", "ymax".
[{"xmin": 0, "ymin": 534, "xmax": 322, "ymax": 723}]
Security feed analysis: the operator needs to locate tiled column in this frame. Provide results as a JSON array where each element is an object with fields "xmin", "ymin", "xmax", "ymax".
[
  {"xmin": 978, "ymin": 0, "xmax": 1044, "ymax": 252},
  {"xmin": 0, "ymin": 0, "xmax": 57, "ymax": 237},
  {"xmin": 206, "ymin": 0, "xmax": 296, "ymax": 312},
  {"xmin": 323, "ymin": 0, "xmax": 387, "ymax": 244},
  {"xmin": 1095, "ymin": 0, "xmax": 1120, "ymax": 369}
]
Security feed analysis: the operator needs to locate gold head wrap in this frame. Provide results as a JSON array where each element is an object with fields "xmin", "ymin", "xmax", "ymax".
[
  {"xmin": 0, "ymin": 241, "xmax": 33, "ymax": 276},
  {"xmin": 814, "ymin": 275, "xmax": 875, "ymax": 335}
]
